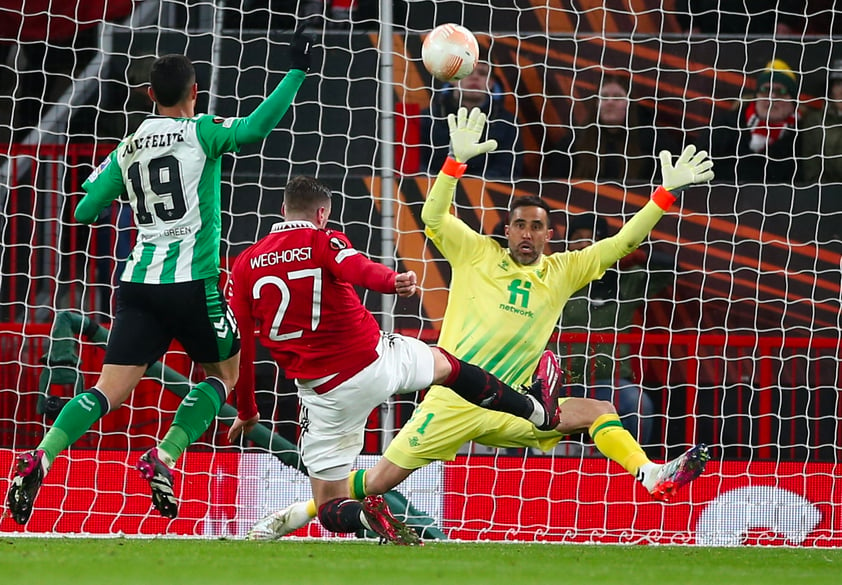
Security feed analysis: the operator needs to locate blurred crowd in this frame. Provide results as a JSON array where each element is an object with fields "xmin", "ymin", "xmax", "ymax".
[{"xmin": 419, "ymin": 56, "xmax": 842, "ymax": 187}]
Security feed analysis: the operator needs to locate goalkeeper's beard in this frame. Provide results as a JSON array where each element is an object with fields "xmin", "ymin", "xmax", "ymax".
[{"xmin": 510, "ymin": 243, "xmax": 539, "ymax": 266}]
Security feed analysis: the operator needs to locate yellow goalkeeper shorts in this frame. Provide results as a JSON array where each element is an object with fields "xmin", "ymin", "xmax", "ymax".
[{"xmin": 384, "ymin": 385, "xmax": 565, "ymax": 470}]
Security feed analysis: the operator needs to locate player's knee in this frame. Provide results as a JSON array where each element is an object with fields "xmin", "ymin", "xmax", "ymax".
[
  {"xmin": 429, "ymin": 348, "xmax": 454, "ymax": 384},
  {"xmin": 570, "ymin": 397, "xmax": 616, "ymax": 426},
  {"xmin": 592, "ymin": 398, "xmax": 617, "ymax": 417}
]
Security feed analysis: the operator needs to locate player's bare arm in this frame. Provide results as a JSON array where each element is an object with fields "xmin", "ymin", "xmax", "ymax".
[{"xmin": 226, "ymin": 260, "xmax": 261, "ymax": 442}]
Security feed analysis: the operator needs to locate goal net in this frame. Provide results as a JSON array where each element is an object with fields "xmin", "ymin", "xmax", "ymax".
[{"xmin": 1, "ymin": 0, "xmax": 840, "ymax": 545}]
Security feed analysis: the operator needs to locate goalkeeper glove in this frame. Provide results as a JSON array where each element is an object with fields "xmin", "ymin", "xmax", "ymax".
[
  {"xmin": 290, "ymin": 25, "xmax": 314, "ymax": 73},
  {"xmin": 447, "ymin": 106, "xmax": 498, "ymax": 164},
  {"xmin": 658, "ymin": 145, "xmax": 715, "ymax": 194}
]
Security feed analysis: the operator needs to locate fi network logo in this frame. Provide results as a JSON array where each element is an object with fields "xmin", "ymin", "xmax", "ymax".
[{"xmin": 507, "ymin": 279, "xmax": 531, "ymax": 308}]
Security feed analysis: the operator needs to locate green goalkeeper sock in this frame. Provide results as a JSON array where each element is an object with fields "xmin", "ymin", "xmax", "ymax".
[
  {"xmin": 159, "ymin": 378, "xmax": 226, "ymax": 463},
  {"xmin": 348, "ymin": 469, "xmax": 367, "ymax": 500},
  {"xmin": 38, "ymin": 389, "xmax": 109, "ymax": 464}
]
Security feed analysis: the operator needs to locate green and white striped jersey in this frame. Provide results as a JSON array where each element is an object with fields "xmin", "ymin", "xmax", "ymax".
[{"xmin": 81, "ymin": 114, "xmax": 243, "ymax": 284}]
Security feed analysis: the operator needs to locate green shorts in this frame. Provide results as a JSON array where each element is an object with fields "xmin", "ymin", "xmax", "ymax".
[{"xmin": 384, "ymin": 385, "xmax": 566, "ymax": 470}]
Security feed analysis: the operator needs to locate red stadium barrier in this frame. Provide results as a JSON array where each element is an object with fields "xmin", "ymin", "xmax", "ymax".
[
  {"xmin": 2, "ymin": 449, "xmax": 840, "ymax": 546},
  {"xmin": 443, "ymin": 456, "xmax": 842, "ymax": 546},
  {"xmin": 0, "ymin": 450, "xmax": 234, "ymax": 536}
]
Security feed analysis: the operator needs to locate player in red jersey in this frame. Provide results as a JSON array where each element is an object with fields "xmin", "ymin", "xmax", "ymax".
[{"xmin": 226, "ymin": 176, "xmax": 559, "ymax": 545}]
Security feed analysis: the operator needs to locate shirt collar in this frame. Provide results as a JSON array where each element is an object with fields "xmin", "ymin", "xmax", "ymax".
[{"xmin": 270, "ymin": 220, "xmax": 317, "ymax": 233}]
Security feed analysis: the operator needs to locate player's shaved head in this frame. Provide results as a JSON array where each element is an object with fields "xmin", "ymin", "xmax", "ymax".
[
  {"xmin": 283, "ymin": 176, "xmax": 333, "ymax": 217},
  {"xmin": 150, "ymin": 55, "xmax": 196, "ymax": 107}
]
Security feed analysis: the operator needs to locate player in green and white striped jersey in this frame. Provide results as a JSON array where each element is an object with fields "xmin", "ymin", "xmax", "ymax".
[{"xmin": 5, "ymin": 28, "xmax": 314, "ymax": 525}]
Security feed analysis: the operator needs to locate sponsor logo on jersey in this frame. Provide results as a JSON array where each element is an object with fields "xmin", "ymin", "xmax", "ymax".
[
  {"xmin": 497, "ymin": 304, "xmax": 535, "ymax": 318},
  {"xmin": 506, "ymin": 279, "xmax": 532, "ymax": 308},
  {"xmin": 161, "ymin": 226, "xmax": 193, "ymax": 238},
  {"xmin": 497, "ymin": 279, "xmax": 534, "ymax": 317}
]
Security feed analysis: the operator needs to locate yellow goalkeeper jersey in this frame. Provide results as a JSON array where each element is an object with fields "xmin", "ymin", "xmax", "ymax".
[
  {"xmin": 383, "ymin": 172, "xmax": 667, "ymax": 468},
  {"xmin": 423, "ymin": 175, "xmax": 606, "ymax": 389}
]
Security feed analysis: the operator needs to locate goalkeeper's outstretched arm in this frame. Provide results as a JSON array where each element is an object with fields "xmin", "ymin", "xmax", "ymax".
[
  {"xmin": 420, "ymin": 106, "xmax": 498, "ymax": 243},
  {"xmin": 594, "ymin": 145, "xmax": 715, "ymax": 271}
]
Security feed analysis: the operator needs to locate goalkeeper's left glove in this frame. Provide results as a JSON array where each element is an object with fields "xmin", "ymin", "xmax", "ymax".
[
  {"xmin": 658, "ymin": 145, "xmax": 715, "ymax": 194},
  {"xmin": 447, "ymin": 106, "xmax": 498, "ymax": 164},
  {"xmin": 651, "ymin": 145, "xmax": 715, "ymax": 210},
  {"xmin": 289, "ymin": 25, "xmax": 314, "ymax": 73}
]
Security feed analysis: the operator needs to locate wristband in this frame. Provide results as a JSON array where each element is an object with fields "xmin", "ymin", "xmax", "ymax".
[
  {"xmin": 651, "ymin": 186, "xmax": 677, "ymax": 210},
  {"xmin": 441, "ymin": 157, "xmax": 467, "ymax": 178}
]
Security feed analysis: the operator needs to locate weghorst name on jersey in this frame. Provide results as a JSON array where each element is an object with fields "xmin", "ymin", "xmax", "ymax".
[{"xmin": 250, "ymin": 247, "xmax": 313, "ymax": 269}]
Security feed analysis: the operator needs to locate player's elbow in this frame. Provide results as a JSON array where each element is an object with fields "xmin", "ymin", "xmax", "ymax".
[
  {"xmin": 420, "ymin": 204, "xmax": 434, "ymax": 226},
  {"xmin": 597, "ymin": 236, "xmax": 638, "ymax": 268},
  {"xmin": 615, "ymin": 237, "xmax": 640, "ymax": 258},
  {"xmin": 420, "ymin": 201, "xmax": 441, "ymax": 228}
]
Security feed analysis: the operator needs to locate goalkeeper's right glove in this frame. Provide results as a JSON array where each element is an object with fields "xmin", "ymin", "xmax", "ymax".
[
  {"xmin": 447, "ymin": 106, "xmax": 498, "ymax": 164},
  {"xmin": 289, "ymin": 25, "xmax": 314, "ymax": 73},
  {"xmin": 652, "ymin": 145, "xmax": 715, "ymax": 209}
]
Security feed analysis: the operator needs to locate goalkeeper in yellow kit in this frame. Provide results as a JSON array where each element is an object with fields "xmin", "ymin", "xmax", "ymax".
[{"xmin": 248, "ymin": 107, "xmax": 713, "ymax": 539}]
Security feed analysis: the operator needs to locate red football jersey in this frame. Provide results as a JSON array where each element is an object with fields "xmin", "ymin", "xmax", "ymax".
[{"xmin": 228, "ymin": 220, "xmax": 398, "ymax": 419}]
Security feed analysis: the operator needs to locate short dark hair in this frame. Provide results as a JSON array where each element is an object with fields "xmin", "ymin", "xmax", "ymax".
[
  {"xmin": 150, "ymin": 54, "xmax": 196, "ymax": 107},
  {"xmin": 508, "ymin": 195, "xmax": 551, "ymax": 224},
  {"xmin": 283, "ymin": 176, "xmax": 332, "ymax": 214}
]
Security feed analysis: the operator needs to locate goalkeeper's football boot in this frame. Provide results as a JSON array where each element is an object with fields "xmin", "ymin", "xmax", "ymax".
[
  {"xmin": 247, "ymin": 502, "xmax": 312, "ymax": 540},
  {"xmin": 362, "ymin": 495, "xmax": 422, "ymax": 546},
  {"xmin": 525, "ymin": 350, "xmax": 561, "ymax": 430},
  {"xmin": 137, "ymin": 449, "xmax": 178, "ymax": 519},
  {"xmin": 6, "ymin": 450, "xmax": 46, "ymax": 525},
  {"xmin": 649, "ymin": 443, "xmax": 710, "ymax": 502}
]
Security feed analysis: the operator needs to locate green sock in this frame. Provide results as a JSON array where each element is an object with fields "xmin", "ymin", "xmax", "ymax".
[
  {"xmin": 38, "ymin": 392, "xmax": 104, "ymax": 463},
  {"xmin": 348, "ymin": 469, "xmax": 367, "ymax": 500},
  {"xmin": 159, "ymin": 380, "xmax": 224, "ymax": 463}
]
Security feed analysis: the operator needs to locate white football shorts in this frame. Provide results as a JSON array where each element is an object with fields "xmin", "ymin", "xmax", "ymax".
[{"xmin": 297, "ymin": 332, "xmax": 435, "ymax": 480}]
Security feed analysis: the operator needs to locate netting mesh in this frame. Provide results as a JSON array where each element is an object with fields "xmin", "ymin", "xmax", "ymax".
[{"xmin": 0, "ymin": 0, "xmax": 841, "ymax": 544}]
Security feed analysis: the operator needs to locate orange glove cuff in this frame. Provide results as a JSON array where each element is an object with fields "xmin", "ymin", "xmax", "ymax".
[
  {"xmin": 651, "ymin": 186, "xmax": 677, "ymax": 210},
  {"xmin": 442, "ymin": 157, "xmax": 467, "ymax": 178}
]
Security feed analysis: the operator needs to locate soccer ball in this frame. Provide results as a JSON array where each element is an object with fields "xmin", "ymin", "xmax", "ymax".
[{"xmin": 421, "ymin": 23, "xmax": 479, "ymax": 83}]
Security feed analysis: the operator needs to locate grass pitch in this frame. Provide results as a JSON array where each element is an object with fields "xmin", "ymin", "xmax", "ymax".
[{"xmin": 2, "ymin": 538, "xmax": 840, "ymax": 585}]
